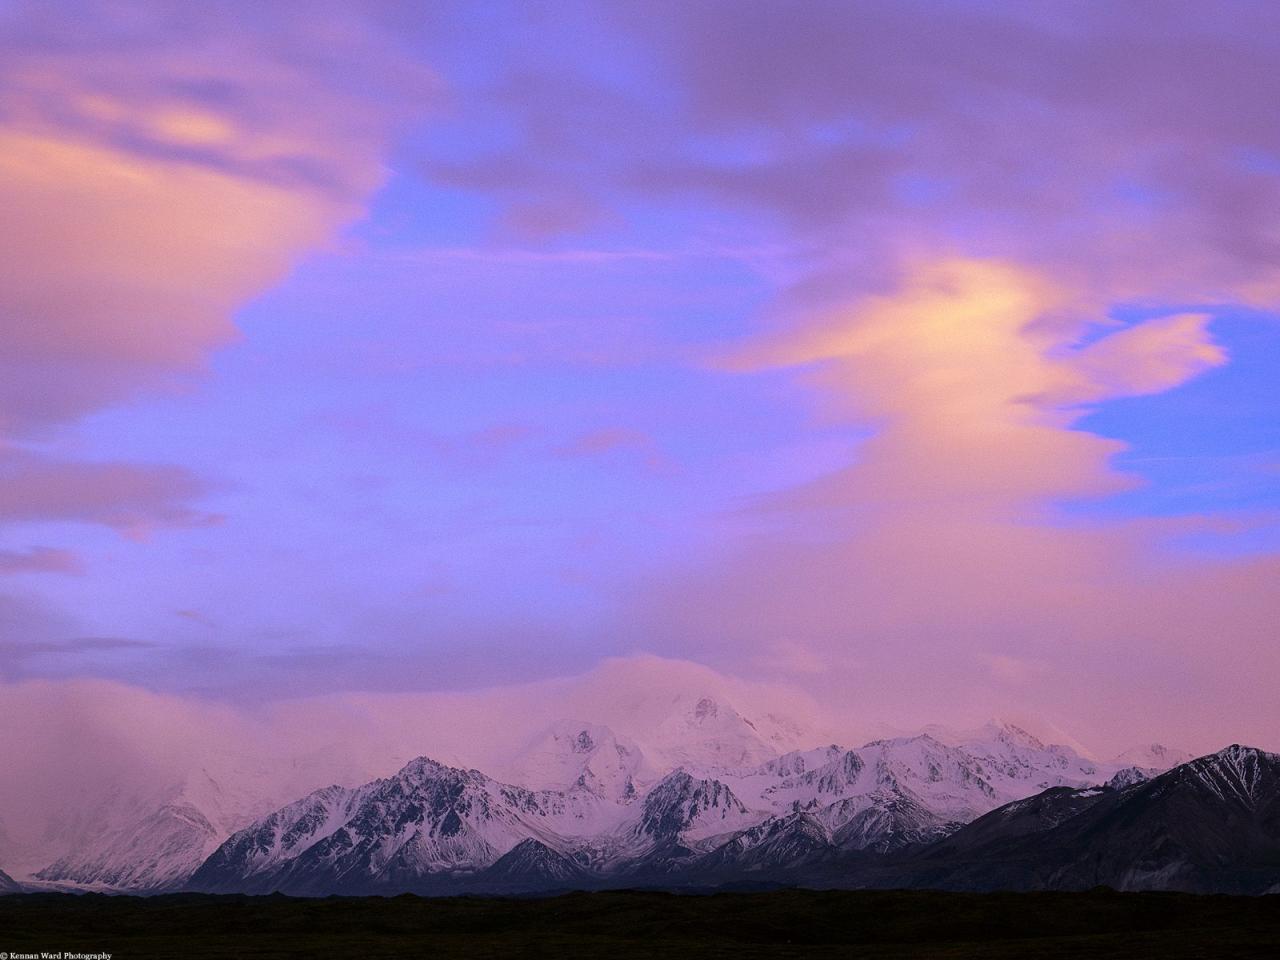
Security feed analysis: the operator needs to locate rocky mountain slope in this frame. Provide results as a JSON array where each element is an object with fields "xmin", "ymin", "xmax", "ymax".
[
  {"xmin": 891, "ymin": 745, "xmax": 1280, "ymax": 894},
  {"xmin": 0, "ymin": 865, "xmax": 21, "ymax": 894}
]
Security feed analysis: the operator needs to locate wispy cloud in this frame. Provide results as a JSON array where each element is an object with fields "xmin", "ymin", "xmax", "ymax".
[{"xmin": 0, "ymin": 546, "xmax": 84, "ymax": 576}]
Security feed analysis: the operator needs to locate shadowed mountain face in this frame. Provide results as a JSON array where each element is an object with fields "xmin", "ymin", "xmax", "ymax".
[
  {"xmin": 894, "ymin": 745, "xmax": 1280, "ymax": 894},
  {"xmin": 481, "ymin": 839, "xmax": 588, "ymax": 888},
  {"xmin": 0, "ymin": 865, "xmax": 21, "ymax": 894}
]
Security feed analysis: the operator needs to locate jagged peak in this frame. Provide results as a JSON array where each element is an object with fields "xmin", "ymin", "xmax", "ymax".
[
  {"xmin": 983, "ymin": 719, "xmax": 1046, "ymax": 751},
  {"xmin": 1143, "ymin": 744, "xmax": 1280, "ymax": 809},
  {"xmin": 647, "ymin": 767, "xmax": 718, "ymax": 796},
  {"xmin": 757, "ymin": 744, "xmax": 844, "ymax": 777},
  {"xmin": 863, "ymin": 732, "xmax": 949, "ymax": 751},
  {"xmin": 536, "ymin": 718, "xmax": 619, "ymax": 750},
  {"xmin": 1179, "ymin": 744, "xmax": 1280, "ymax": 779},
  {"xmin": 1106, "ymin": 766, "xmax": 1149, "ymax": 790},
  {"xmin": 1114, "ymin": 741, "xmax": 1193, "ymax": 769},
  {"xmin": 1205, "ymin": 743, "xmax": 1276, "ymax": 763},
  {"xmin": 393, "ymin": 756, "xmax": 487, "ymax": 786},
  {"xmin": 639, "ymin": 768, "xmax": 749, "ymax": 838}
]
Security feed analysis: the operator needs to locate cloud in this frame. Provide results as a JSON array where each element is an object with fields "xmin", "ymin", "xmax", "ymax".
[
  {"xmin": 626, "ymin": 259, "xmax": 1274, "ymax": 754},
  {"xmin": 0, "ymin": 546, "xmax": 83, "ymax": 576},
  {"xmin": 1069, "ymin": 313, "xmax": 1228, "ymax": 401},
  {"xmin": 0, "ymin": 635, "xmax": 155, "ymax": 664},
  {"xmin": 981, "ymin": 653, "xmax": 1050, "ymax": 686},
  {"xmin": 394, "ymin": 9, "xmax": 1279, "ymax": 755},
  {"xmin": 551, "ymin": 427, "xmax": 669, "ymax": 470},
  {"xmin": 738, "ymin": 259, "xmax": 1227, "ymax": 508},
  {"xmin": 426, "ymin": 2, "xmax": 1280, "ymax": 305},
  {"xmin": 0, "ymin": 1, "xmax": 435, "ymax": 547},
  {"xmin": 0, "ymin": 449, "xmax": 220, "ymax": 538},
  {"xmin": 752, "ymin": 638, "xmax": 830, "ymax": 677}
]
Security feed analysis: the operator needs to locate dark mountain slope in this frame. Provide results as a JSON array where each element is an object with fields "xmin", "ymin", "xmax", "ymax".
[{"xmin": 889, "ymin": 745, "xmax": 1280, "ymax": 893}]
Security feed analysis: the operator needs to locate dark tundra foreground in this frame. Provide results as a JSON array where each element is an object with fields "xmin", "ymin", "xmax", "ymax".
[{"xmin": 3, "ymin": 888, "xmax": 1280, "ymax": 959}]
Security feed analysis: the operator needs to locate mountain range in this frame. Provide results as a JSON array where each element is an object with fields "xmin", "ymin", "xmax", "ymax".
[{"xmin": 4, "ymin": 693, "xmax": 1275, "ymax": 897}]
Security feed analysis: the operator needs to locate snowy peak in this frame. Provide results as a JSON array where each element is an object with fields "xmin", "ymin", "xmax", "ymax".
[
  {"xmin": 1171, "ymin": 744, "xmax": 1280, "ymax": 809},
  {"xmin": 1115, "ymin": 742, "xmax": 1194, "ymax": 770},
  {"xmin": 29, "ymin": 743, "xmax": 384, "ymax": 893},
  {"xmin": 827, "ymin": 793, "xmax": 956, "ymax": 853},
  {"xmin": 189, "ymin": 757, "xmax": 563, "ymax": 894},
  {"xmin": 778, "ymin": 749, "xmax": 866, "ymax": 800},
  {"xmin": 756, "ymin": 744, "xmax": 845, "ymax": 779},
  {"xmin": 1106, "ymin": 767, "xmax": 1150, "ymax": 790},
  {"xmin": 982, "ymin": 720, "xmax": 1046, "ymax": 752},
  {"xmin": 646, "ymin": 695, "xmax": 784, "ymax": 773},
  {"xmin": 482, "ymin": 838, "xmax": 586, "ymax": 885},
  {"xmin": 508, "ymin": 720, "xmax": 646, "ymax": 802},
  {"xmin": 637, "ymin": 770, "xmax": 754, "ymax": 843},
  {"xmin": 699, "ymin": 812, "xmax": 831, "ymax": 873}
]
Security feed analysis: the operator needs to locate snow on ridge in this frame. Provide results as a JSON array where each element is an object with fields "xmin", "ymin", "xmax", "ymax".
[{"xmin": 29, "ymin": 695, "xmax": 1207, "ymax": 893}]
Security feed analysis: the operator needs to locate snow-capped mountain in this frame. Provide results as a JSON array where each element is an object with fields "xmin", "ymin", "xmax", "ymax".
[
  {"xmin": 32, "ymin": 747, "xmax": 382, "ymax": 893},
  {"xmin": 22, "ymin": 685, "xmax": 1199, "ymax": 896},
  {"xmin": 505, "ymin": 720, "xmax": 649, "ymax": 803},
  {"xmin": 182, "ymin": 711, "xmax": 1181, "ymax": 895},
  {"xmin": 188, "ymin": 757, "xmax": 583, "ymax": 895},
  {"xmin": 632, "ymin": 770, "xmax": 755, "ymax": 845},
  {"xmin": 1114, "ymin": 742, "xmax": 1194, "ymax": 769},
  {"xmin": 705, "ymin": 725, "xmax": 1128, "ymax": 855},
  {"xmin": 188, "ymin": 757, "xmax": 765, "ymax": 894},
  {"xmin": 1106, "ymin": 766, "xmax": 1150, "ymax": 790},
  {"xmin": 36, "ymin": 785, "xmax": 227, "ymax": 892},
  {"xmin": 641, "ymin": 695, "xmax": 795, "ymax": 773},
  {"xmin": 672, "ymin": 727, "xmax": 1127, "ymax": 877}
]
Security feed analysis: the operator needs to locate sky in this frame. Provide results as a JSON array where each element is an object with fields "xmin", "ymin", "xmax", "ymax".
[{"xmin": 1, "ymin": 0, "xmax": 1278, "ymax": 758}]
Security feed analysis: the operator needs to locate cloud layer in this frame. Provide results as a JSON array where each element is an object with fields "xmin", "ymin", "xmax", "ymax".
[
  {"xmin": 0, "ymin": 2, "xmax": 1276, "ymax": 778},
  {"xmin": 632, "ymin": 259, "xmax": 1274, "ymax": 753}
]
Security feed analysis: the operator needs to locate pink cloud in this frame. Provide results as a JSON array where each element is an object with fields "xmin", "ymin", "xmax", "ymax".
[
  {"xmin": 551, "ymin": 427, "xmax": 670, "ymax": 470},
  {"xmin": 0, "ymin": 546, "xmax": 84, "ymax": 576},
  {"xmin": 0, "ymin": 3, "xmax": 434, "ymax": 548},
  {"xmin": 0, "ymin": 450, "xmax": 220, "ymax": 538},
  {"xmin": 434, "ymin": 3, "xmax": 1280, "ymax": 307},
  {"xmin": 627, "ymin": 259, "xmax": 1274, "ymax": 755}
]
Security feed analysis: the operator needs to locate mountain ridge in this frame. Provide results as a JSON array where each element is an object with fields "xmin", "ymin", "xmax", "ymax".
[
  {"xmin": 182, "ymin": 739, "xmax": 1254, "ymax": 897},
  {"xmin": 20, "ymin": 698, "xmax": 1228, "ymax": 897}
]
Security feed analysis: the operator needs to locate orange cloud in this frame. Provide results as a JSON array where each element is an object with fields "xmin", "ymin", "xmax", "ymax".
[
  {"xmin": 739, "ymin": 259, "xmax": 1227, "ymax": 511},
  {"xmin": 0, "ymin": 128, "xmax": 348, "ymax": 368},
  {"xmin": 0, "ymin": 5, "xmax": 433, "ymax": 532},
  {"xmin": 635, "ymin": 259, "xmax": 1268, "ymax": 753}
]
